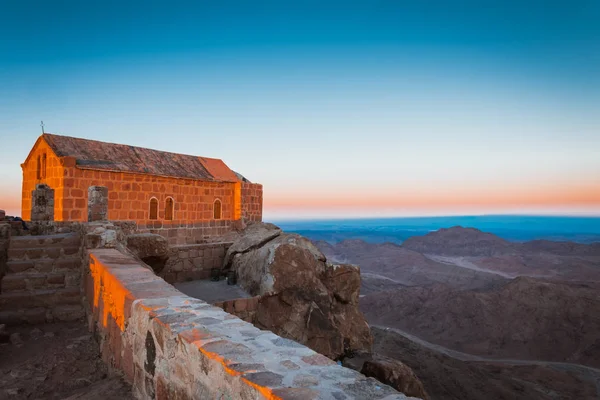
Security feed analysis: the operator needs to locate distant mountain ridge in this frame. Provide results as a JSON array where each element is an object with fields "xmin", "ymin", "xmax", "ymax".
[
  {"xmin": 316, "ymin": 226, "xmax": 600, "ymax": 283},
  {"xmin": 403, "ymin": 225, "xmax": 600, "ymax": 257},
  {"xmin": 402, "ymin": 226, "xmax": 513, "ymax": 256},
  {"xmin": 277, "ymin": 215, "xmax": 600, "ymax": 244}
]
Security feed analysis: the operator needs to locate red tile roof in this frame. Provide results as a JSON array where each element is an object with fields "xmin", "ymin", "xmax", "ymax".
[{"xmin": 42, "ymin": 133, "xmax": 239, "ymax": 182}]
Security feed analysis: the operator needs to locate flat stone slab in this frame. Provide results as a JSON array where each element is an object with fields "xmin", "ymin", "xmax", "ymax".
[{"xmin": 175, "ymin": 279, "xmax": 252, "ymax": 303}]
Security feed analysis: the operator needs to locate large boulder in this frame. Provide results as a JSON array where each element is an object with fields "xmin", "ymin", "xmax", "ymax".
[
  {"xmin": 361, "ymin": 356, "xmax": 429, "ymax": 400},
  {"xmin": 222, "ymin": 222, "xmax": 281, "ymax": 269},
  {"xmin": 230, "ymin": 227, "xmax": 372, "ymax": 360},
  {"xmin": 343, "ymin": 351, "xmax": 428, "ymax": 399}
]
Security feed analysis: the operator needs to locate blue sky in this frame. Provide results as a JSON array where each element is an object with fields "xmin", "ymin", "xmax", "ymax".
[{"xmin": 1, "ymin": 1, "xmax": 599, "ymax": 218}]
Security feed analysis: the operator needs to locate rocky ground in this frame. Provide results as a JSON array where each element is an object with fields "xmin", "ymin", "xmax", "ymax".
[
  {"xmin": 0, "ymin": 322, "xmax": 132, "ymax": 399},
  {"xmin": 316, "ymin": 238, "xmax": 509, "ymax": 290},
  {"xmin": 372, "ymin": 327, "xmax": 599, "ymax": 400},
  {"xmin": 313, "ymin": 226, "xmax": 600, "ymax": 399},
  {"xmin": 361, "ymin": 277, "xmax": 600, "ymax": 368},
  {"xmin": 402, "ymin": 226, "xmax": 600, "ymax": 281}
]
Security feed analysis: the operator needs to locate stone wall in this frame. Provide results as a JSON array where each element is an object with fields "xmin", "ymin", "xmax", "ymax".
[
  {"xmin": 0, "ymin": 222, "xmax": 9, "ymax": 281},
  {"xmin": 85, "ymin": 248, "xmax": 410, "ymax": 399},
  {"xmin": 58, "ymin": 167, "xmax": 238, "ymax": 224},
  {"xmin": 31, "ymin": 184, "xmax": 55, "ymax": 221},
  {"xmin": 160, "ymin": 242, "xmax": 232, "ymax": 283},
  {"xmin": 241, "ymin": 182, "xmax": 263, "ymax": 222},
  {"xmin": 20, "ymin": 138, "xmax": 66, "ymax": 221},
  {"xmin": 88, "ymin": 185, "xmax": 108, "ymax": 222},
  {"xmin": 135, "ymin": 221, "xmax": 233, "ymax": 245},
  {"xmin": 0, "ymin": 232, "xmax": 84, "ymax": 325},
  {"xmin": 213, "ymin": 296, "xmax": 260, "ymax": 323}
]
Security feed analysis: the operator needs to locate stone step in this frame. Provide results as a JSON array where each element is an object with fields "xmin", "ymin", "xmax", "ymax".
[
  {"xmin": 0, "ymin": 304, "xmax": 85, "ymax": 326},
  {"xmin": 7, "ymin": 246, "xmax": 81, "ymax": 261},
  {"xmin": 0, "ymin": 287, "xmax": 81, "ymax": 310},
  {"xmin": 8, "ymin": 233, "xmax": 81, "ymax": 249},
  {"xmin": 5, "ymin": 257, "xmax": 82, "ymax": 274},
  {"xmin": 1, "ymin": 272, "xmax": 79, "ymax": 293}
]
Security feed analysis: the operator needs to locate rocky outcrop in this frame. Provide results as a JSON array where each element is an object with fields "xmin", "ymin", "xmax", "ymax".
[
  {"xmin": 222, "ymin": 222, "xmax": 281, "ymax": 269},
  {"xmin": 342, "ymin": 350, "xmax": 428, "ymax": 399},
  {"xmin": 362, "ymin": 357, "xmax": 429, "ymax": 400},
  {"xmin": 229, "ymin": 225, "xmax": 373, "ymax": 360}
]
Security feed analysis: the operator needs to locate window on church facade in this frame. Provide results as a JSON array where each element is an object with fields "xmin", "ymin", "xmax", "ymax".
[
  {"xmin": 213, "ymin": 199, "xmax": 222, "ymax": 220},
  {"xmin": 149, "ymin": 198, "xmax": 158, "ymax": 220},
  {"xmin": 165, "ymin": 197, "xmax": 174, "ymax": 220}
]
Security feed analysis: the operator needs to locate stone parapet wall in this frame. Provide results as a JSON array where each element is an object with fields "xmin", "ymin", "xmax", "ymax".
[
  {"xmin": 26, "ymin": 221, "xmax": 84, "ymax": 236},
  {"xmin": 160, "ymin": 242, "xmax": 232, "ymax": 283},
  {"xmin": 85, "ymin": 248, "xmax": 410, "ymax": 400},
  {"xmin": 213, "ymin": 296, "xmax": 260, "ymax": 323},
  {"xmin": 241, "ymin": 182, "xmax": 263, "ymax": 222}
]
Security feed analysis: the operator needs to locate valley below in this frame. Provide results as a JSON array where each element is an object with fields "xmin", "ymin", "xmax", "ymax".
[{"xmin": 313, "ymin": 226, "xmax": 600, "ymax": 400}]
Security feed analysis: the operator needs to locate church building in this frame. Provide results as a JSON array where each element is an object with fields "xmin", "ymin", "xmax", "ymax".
[{"xmin": 21, "ymin": 134, "xmax": 262, "ymax": 231}]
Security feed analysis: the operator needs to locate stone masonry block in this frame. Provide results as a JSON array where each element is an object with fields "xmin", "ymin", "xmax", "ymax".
[
  {"xmin": 27, "ymin": 275, "xmax": 47, "ymax": 289},
  {"xmin": 34, "ymin": 260, "xmax": 54, "ymax": 273},
  {"xmin": 24, "ymin": 307, "xmax": 47, "ymax": 324},
  {"xmin": 31, "ymin": 184, "xmax": 55, "ymax": 222},
  {"xmin": 1, "ymin": 275, "xmax": 26, "ymax": 292},
  {"xmin": 54, "ymin": 258, "xmax": 81, "ymax": 270},
  {"xmin": 7, "ymin": 261, "xmax": 34, "ymax": 273}
]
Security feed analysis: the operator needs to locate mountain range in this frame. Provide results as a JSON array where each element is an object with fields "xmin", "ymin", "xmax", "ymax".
[{"xmin": 312, "ymin": 226, "xmax": 600, "ymax": 400}]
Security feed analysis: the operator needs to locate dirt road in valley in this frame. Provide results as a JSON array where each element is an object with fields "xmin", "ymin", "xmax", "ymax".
[
  {"xmin": 372, "ymin": 324, "xmax": 600, "ymax": 397},
  {"xmin": 424, "ymin": 254, "xmax": 516, "ymax": 278}
]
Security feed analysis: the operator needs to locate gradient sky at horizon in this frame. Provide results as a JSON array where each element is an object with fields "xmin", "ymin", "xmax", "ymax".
[{"xmin": 1, "ymin": 1, "xmax": 599, "ymax": 219}]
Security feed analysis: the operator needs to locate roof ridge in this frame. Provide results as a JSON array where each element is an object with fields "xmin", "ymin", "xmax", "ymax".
[
  {"xmin": 38, "ymin": 133, "xmax": 241, "ymax": 183},
  {"xmin": 43, "ymin": 132, "xmax": 221, "ymax": 161}
]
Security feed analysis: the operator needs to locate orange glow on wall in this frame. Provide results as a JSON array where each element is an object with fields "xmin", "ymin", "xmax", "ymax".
[
  {"xmin": 17, "ymin": 135, "xmax": 263, "ymax": 223},
  {"xmin": 89, "ymin": 254, "xmax": 131, "ymax": 331},
  {"xmin": 20, "ymin": 137, "xmax": 66, "ymax": 221}
]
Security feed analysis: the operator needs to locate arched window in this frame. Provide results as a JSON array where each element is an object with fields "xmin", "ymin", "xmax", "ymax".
[
  {"xmin": 213, "ymin": 199, "xmax": 222, "ymax": 220},
  {"xmin": 41, "ymin": 153, "xmax": 47, "ymax": 178},
  {"xmin": 149, "ymin": 198, "xmax": 158, "ymax": 220},
  {"xmin": 36, "ymin": 155, "xmax": 41, "ymax": 179},
  {"xmin": 165, "ymin": 197, "xmax": 174, "ymax": 221}
]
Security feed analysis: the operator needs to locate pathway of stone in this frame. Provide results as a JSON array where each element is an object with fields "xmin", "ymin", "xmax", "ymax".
[{"xmin": 174, "ymin": 278, "xmax": 252, "ymax": 303}]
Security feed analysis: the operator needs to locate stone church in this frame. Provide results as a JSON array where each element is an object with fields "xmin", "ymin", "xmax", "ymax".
[{"xmin": 21, "ymin": 133, "xmax": 262, "ymax": 236}]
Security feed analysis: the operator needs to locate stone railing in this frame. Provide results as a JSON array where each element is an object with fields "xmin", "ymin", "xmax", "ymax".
[
  {"xmin": 213, "ymin": 295, "xmax": 260, "ymax": 323},
  {"xmin": 85, "ymin": 248, "xmax": 412, "ymax": 399}
]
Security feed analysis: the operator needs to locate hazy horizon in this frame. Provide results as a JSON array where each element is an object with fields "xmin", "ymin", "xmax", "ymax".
[
  {"xmin": 274, "ymin": 214, "xmax": 600, "ymax": 244},
  {"xmin": 1, "ymin": 1, "xmax": 599, "ymax": 218},
  {"xmin": 266, "ymin": 210, "xmax": 600, "ymax": 222}
]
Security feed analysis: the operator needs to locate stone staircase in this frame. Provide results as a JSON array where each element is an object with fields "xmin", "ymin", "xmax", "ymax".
[{"xmin": 0, "ymin": 233, "xmax": 85, "ymax": 325}]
